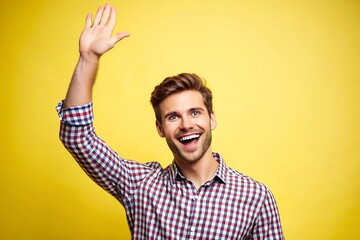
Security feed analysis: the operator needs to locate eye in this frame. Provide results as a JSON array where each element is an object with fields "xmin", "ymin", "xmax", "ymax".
[
  {"xmin": 191, "ymin": 110, "xmax": 201, "ymax": 116},
  {"xmin": 168, "ymin": 115, "xmax": 179, "ymax": 121}
]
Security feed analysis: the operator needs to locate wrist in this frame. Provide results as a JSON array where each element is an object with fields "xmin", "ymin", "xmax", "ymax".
[{"xmin": 79, "ymin": 52, "xmax": 100, "ymax": 64}]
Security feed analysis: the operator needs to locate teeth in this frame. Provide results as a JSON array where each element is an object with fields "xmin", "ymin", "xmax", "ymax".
[{"xmin": 179, "ymin": 134, "xmax": 200, "ymax": 142}]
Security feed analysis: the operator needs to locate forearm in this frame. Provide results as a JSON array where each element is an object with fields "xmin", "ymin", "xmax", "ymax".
[{"xmin": 64, "ymin": 55, "xmax": 99, "ymax": 108}]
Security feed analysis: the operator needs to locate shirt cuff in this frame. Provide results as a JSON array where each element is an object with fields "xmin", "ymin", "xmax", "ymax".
[{"xmin": 56, "ymin": 100, "xmax": 94, "ymax": 126}]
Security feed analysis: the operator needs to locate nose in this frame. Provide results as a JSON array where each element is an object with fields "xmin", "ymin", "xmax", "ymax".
[{"xmin": 179, "ymin": 116, "xmax": 193, "ymax": 130}]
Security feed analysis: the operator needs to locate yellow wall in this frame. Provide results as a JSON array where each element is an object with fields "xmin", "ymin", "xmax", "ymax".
[{"xmin": 1, "ymin": 0, "xmax": 359, "ymax": 239}]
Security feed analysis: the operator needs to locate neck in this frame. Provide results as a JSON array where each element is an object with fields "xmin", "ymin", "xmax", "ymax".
[{"xmin": 175, "ymin": 151, "xmax": 219, "ymax": 190}]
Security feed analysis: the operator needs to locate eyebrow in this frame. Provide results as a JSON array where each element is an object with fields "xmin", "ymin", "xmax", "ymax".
[{"xmin": 189, "ymin": 107, "xmax": 205, "ymax": 113}]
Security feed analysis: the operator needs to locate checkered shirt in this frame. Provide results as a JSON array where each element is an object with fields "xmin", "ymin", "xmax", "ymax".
[{"xmin": 56, "ymin": 101, "xmax": 284, "ymax": 239}]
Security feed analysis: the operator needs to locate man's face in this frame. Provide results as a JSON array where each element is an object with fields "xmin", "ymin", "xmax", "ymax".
[{"xmin": 156, "ymin": 90, "xmax": 216, "ymax": 165}]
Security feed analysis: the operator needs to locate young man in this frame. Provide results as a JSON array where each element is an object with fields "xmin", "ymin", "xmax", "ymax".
[{"xmin": 57, "ymin": 3, "xmax": 284, "ymax": 239}]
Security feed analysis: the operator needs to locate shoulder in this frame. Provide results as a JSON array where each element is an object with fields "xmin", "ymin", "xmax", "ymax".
[
  {"xmin": 121, "ymin": 159, "xmax": 164, "ymax": 174},
  {"xmin": 143, "ymin": 161, "xmax": 165, "ymax": 177},
  {"xmin": 214, "ymin": 152, "xmax": 270, "ymax": 196},
  {"xmin": 145, "ymin": 161, "xmax": 163, "ymax": 170},
  {"xmin": 225, "ymin": 166, "xmax": 271, "ymax": 199}
]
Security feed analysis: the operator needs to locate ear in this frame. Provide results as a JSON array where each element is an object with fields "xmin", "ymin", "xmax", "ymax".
[
  {"xmin": 210, "ymin": 112, "xmax": 217, "ymax": 130},
  {"xmin": 156, "ymin": 120, "xmax": 165, "ymax": 138}
]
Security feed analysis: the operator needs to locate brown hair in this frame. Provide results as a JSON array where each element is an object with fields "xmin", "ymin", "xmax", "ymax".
[{"xmin": 150, "ymin": 73, "xmax": 213, "ymax": 123}]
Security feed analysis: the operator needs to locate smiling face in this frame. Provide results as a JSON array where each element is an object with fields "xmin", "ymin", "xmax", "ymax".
[{"xmin": 156, "ymin": 90, "xmax": 217, "ymax": 165}]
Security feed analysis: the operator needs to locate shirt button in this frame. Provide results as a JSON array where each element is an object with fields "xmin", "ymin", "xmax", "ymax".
[{"xmin": 190, "ymin": 226, "xmax": 196, "ymax": 232}]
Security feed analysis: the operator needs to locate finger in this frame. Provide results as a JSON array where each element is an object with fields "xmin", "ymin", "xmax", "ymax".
[
  {"xmin": 111, "ymin": 32, "xmax": 130, "ymax": 46},
  {"xmin": 108, "ymin": 6, "xmax": 117, "ymax": 30},
  {"xmin": 100, "ymin": 3, "xmax": 112, "ymax": 26},
  {"xmin": 93, "ymin": 5, "xmax": 104, "ymax": 26},
  {"xmin": 85, "ymin": 13, "xmax": 92, "ymax": 28}
]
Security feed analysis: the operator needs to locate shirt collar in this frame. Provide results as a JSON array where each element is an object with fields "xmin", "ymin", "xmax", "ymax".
[
  {"xmin": 169, "ymin": 152, "xmax": 227, "ymax": 185},
  {"xmin": 212, "ymin": 152, "xmax": 227, "ymax": 184}
]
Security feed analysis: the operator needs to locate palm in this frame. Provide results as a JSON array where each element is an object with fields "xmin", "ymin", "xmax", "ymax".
[{"xmin": 80, "ymin": 24, "xmax": 113, "ymax": 56}]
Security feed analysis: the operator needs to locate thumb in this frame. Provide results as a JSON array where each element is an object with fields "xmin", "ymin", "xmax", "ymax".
[{"xmin": 111, "ymin": 32, "xmax": 130, "ymax": 46}]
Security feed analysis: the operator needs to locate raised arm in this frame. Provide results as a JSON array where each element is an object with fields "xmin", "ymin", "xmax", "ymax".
[
  {"xmin": 64, "ymin": 3, "xmax": 129, "ymax": 108},
  {"xmin": 57, "ymin": 4, "xmax": 138, "ymax": 200}
]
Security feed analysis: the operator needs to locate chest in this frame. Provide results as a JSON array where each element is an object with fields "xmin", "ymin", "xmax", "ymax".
[{"xmin": 128, "ymin": 177, "xmax": 262, "ymax": 239}]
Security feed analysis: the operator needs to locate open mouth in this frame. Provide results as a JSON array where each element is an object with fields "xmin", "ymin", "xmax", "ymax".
[{"xmin": 178, "ymin": 134, "xmax": 200, "ymax": 145}]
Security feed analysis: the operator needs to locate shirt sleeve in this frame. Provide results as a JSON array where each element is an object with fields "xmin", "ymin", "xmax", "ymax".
[
  {"xmin": 251, "ymin": 187, "xmax": 285, "ymax": 239},
  {"xmin": 56, "ymin": 101, "xmax": 154, "ymax": 204}
]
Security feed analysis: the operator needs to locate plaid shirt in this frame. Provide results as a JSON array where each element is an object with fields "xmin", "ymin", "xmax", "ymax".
[{"xmin": 57, "ymin": 101, "xmax": 284, "ymax": 239}]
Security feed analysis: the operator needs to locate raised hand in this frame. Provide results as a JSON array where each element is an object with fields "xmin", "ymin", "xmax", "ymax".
[
  {"xmin": 64, "ymin": 4, "xmax": 129, "ymax": 108},
  {"xmin": 79, "ymin": 3, "xmax": 129, "ymax": 60}
]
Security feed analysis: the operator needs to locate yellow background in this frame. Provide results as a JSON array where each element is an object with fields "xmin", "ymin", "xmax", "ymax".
[{"xmin": 1, "ymin": 0, "xmax": 359, "ymax": 239}]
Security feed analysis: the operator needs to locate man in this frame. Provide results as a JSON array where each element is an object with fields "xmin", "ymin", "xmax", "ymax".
[{"xmin": 57, "ymin": 3, "xmax": 284, "ymax": 239}]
